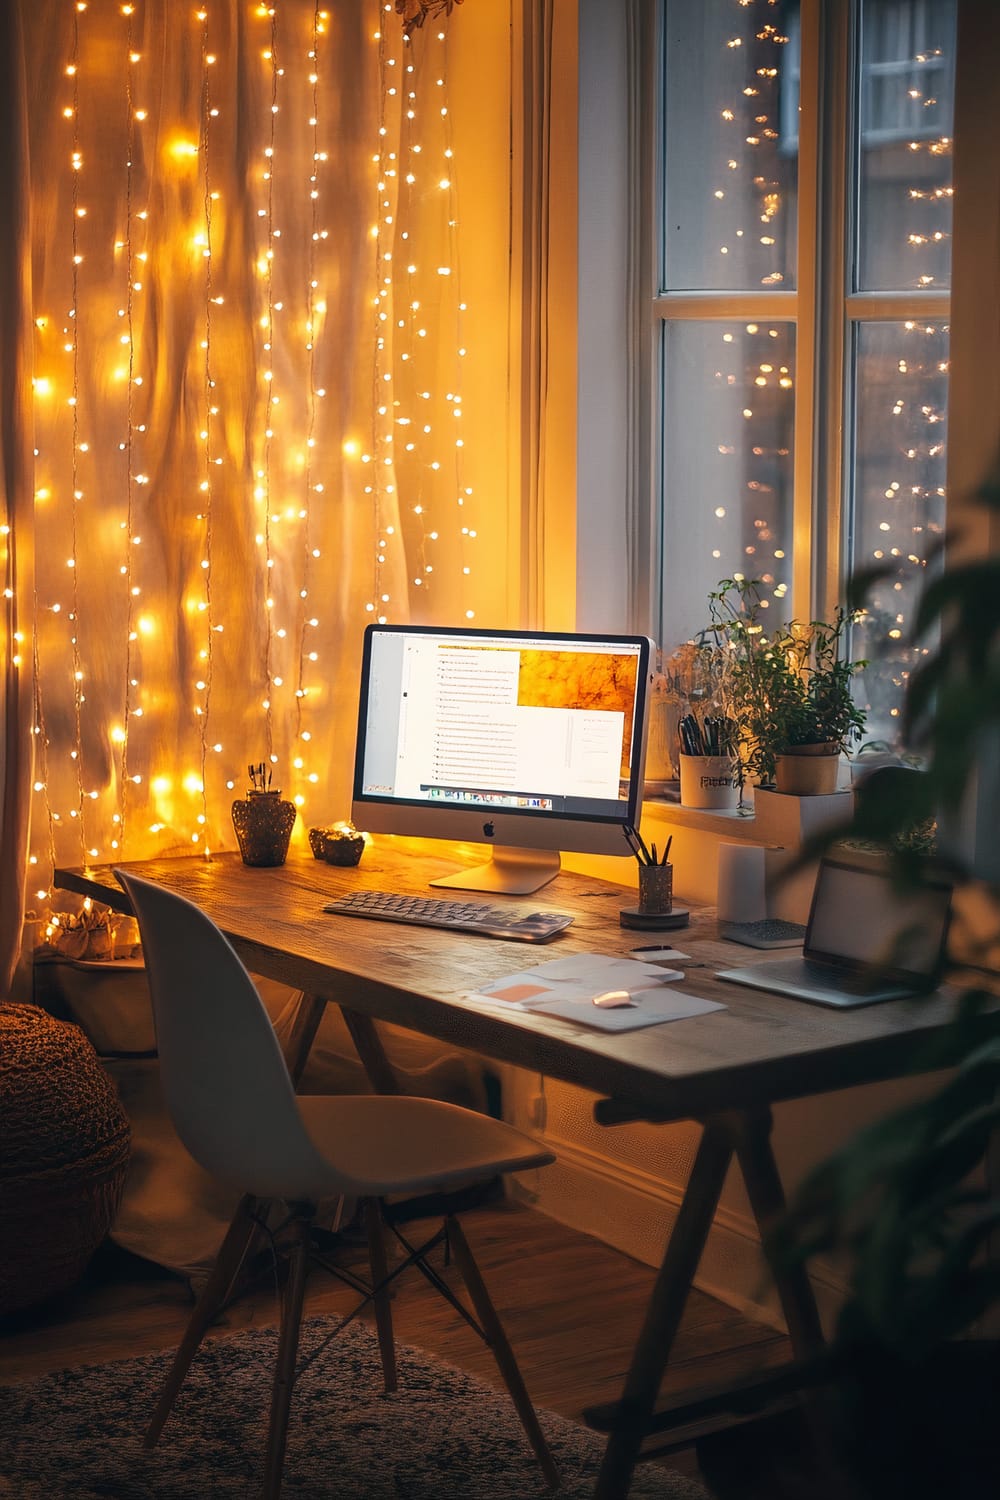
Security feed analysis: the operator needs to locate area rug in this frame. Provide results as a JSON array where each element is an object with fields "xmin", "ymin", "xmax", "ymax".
[{"xmin": 0, "ymin": 1318, "xmax": 708, "ymax": 1499}]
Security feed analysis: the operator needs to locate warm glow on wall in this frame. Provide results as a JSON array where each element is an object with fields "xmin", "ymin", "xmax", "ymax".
[{"xmin": 25, "ymin": 0, "xmax": 476, "ymax": 905}]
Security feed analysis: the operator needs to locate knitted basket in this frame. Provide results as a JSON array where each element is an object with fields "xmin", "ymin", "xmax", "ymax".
[{"xmin": 0, "ymin": 1002, "xmax": 131, "ymax": 1316}]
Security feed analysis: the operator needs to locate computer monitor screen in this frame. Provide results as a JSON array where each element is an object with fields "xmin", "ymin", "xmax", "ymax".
[{"xmin": 351, "ymin": 623, "xmax": 655, "ymax": 893}]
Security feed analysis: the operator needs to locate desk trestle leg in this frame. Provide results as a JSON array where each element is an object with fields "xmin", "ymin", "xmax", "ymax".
[
  {"xmin": 593, "ymin": 1115, "xmax": 736, "ymax": 1499},
  {"xmin": 592, "ymin": 1107, "xmax": 825, "ymax": 1500},
  {"xmin": 734, "ymin": 1108, "xmax": 825, "ymax": 1358}
]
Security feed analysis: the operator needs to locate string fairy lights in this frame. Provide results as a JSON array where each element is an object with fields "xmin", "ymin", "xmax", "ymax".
[
  {"xmin": 673, "ymin": 0, "xmax": 953, "ymax": 738},
  {"xmin": 255, "ymin": 1, "xmax": 280, "ymax": 771},
  {"xmin": 365, "ymin": 4, "xmax": 473, "ymax": 625},
  {"xmin": 367, "ymin": 9, "xmax": 398, "ymax": 625},
  {"xmin": 698, "ymin": 0, "xmax": 794, "ymax": 610},
  {"xmin": 193, "ymin": 4, "xmax": 218, "ymax": 854},
  {"xmin": 67, "ymin": 0, "xmax": 90, "ymax": 862},
  {"xmin": 116, "ymin": 0, "xmax": 140, "ymax": 857},
  {"xmin": 25, "ymin": 0, "xmax": 478, "ymax": 908},
  {"xmin": 291, "ymin": 3, "xmax": 327, "ymax": 752}
]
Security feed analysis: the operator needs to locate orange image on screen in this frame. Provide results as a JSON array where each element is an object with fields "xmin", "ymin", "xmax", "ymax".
[{"xmin": 516, "ymin": 651, "xmax": 639, "ymax": 775}]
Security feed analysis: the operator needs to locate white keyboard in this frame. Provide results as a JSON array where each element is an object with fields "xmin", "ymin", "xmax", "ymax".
[{"xmin": 323, "ymin": 889, "xmax": 573, "ymax": 942}]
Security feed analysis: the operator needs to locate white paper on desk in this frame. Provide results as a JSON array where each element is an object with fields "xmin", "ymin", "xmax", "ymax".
[{"xmin": 463, "ymin": 952, "xmax": 725, "ymax": 1030}]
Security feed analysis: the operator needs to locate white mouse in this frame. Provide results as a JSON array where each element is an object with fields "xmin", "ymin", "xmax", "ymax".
[{"xmin": 592, "ymin": 990, "xmax": 636, "ymax": 1009}]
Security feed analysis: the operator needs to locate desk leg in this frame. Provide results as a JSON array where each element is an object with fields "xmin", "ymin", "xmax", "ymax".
[
  {"xmin": 340, "ymin": 1006, "xmax": 404, "ymax": 1095},
  {"xmin": 280, "ymin": 992, "xmax": 327, "ymax": 1087},
  {"xmin": 278, "ymin": 993, "xmax": 404, "ymax": 1096},
  {"xmin": 593, "ymin": 1116, "xmax": 736, "ymax": 1500},
  {"xmin": 734, "ymin": 1107, "xmax": 825, "ymax": 1358}
]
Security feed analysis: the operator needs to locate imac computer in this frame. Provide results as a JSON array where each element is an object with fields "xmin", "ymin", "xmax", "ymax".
[{"xmin": 351, "ymin": 623, "xmax": 655, "ymax": 894}]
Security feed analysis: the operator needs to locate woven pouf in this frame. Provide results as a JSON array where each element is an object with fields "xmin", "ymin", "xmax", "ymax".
[{"xmin": 0, "ymin": 1002, "xmax": 131, "ymax": 1316}]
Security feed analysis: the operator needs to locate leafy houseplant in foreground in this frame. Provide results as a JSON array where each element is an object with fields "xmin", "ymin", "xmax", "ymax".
[
  {"xmin": 761, "ymin": 479, "xmax": 1000, "ymax": 1499},
  {"xmin": 706, "ymin": 578, "xmax": 868, "ymax": 794}
]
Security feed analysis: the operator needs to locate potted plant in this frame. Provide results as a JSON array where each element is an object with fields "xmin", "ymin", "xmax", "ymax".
[
  {"xmin": 707, "ymin": 479, "xmax": 1000, "ymax": 1500},
  {"xmin": 706, "ymin": 577, "xmax": 868, "ymax": 795}
]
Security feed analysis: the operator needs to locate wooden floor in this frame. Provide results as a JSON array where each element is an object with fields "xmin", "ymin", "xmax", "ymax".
[{"xmin": 0, "ymin": 1198, "xmax": 794, "ymax": 1492}]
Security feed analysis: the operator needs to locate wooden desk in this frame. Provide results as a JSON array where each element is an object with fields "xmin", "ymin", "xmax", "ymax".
[{"xmin": 53, "ymin": 840, "xmax": 989, "ymax": 1498}]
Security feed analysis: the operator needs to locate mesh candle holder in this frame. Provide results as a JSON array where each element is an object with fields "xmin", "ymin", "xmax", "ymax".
[
  {"xmin": 308, "ymin": 822, "xmax": 366, "ymax": 866},
  {"xmin": 231, "ymin": 789, "xmax": 296, "ymax": 867}
]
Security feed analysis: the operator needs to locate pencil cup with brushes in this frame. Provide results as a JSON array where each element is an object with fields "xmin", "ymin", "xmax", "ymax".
[{"xmin": 231, "ymin": 762, "xmax": 297, "ymax": 867}]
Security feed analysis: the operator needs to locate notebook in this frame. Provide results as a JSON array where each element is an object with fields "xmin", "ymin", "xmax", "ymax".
[{"xmin": 715, "ymin": 855, "xmax": 952, "ymax": 1009}]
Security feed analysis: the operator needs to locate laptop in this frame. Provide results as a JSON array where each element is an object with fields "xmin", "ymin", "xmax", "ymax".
[{"xmin": 716, "ymin": 855, "xmax": 952, "ymax": 1009}]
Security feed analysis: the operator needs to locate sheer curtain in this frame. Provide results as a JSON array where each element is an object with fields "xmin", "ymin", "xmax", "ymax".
[
  {"xmin": 2, "ymin": 0, "xmax": 498, "ymax": 990},
  {"xmin": 0, "ymin": 3, "xmax": 36, "ymax": 995}
]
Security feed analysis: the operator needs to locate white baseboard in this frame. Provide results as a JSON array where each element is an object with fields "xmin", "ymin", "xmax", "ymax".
[{"xmin": 514, "ymin": 1132, "xmax": 846, "ymax": 1335}]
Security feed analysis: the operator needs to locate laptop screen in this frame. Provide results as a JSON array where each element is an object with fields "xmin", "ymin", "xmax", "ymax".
[{"xmin": 804, "ymin": 858, "xmax": 952, "ymax": 984}]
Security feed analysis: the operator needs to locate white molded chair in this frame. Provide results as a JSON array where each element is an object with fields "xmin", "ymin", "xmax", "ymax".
[{"xmin": 114, "ymin": 870, "xmax": 559, "ymax": 1498}]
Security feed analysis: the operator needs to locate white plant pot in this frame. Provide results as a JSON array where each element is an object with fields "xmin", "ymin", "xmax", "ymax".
[{"xmin": 679, "ymin": 753, "xmax": 739, "ymax": 809}]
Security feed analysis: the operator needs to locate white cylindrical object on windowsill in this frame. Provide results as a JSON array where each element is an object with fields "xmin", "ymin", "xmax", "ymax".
[{"xmin": 716, "ymin": 841, "xmax": 767, "ymax": 924}]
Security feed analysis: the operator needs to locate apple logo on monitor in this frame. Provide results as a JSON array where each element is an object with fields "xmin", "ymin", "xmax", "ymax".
[{"xmin": 483, "ymin": 821, "xmax": 495, "ymax": 839}]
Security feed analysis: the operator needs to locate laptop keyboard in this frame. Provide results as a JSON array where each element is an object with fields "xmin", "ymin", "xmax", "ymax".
[{"xmin": 323, "ymin": 889, "xmax": 574, "ymax": 942}]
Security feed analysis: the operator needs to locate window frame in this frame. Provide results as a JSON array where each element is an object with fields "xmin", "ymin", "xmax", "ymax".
[
  {"xmin": 648, "ymin": 0, "xmax": 953, "ymax": 644},
  {"xmin": 573, "ymin": 0, "xmax": 998, "ymax": 873}
]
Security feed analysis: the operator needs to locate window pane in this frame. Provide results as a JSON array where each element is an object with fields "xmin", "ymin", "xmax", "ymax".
[
  {"xmin": 660, "ymin": 321, "xmax": 795, "ymax": 648},
  {"xmin": 856, "ymin": 0, "xmax": 956, "ymax": 292},
  {"xmin": 849, "ymin": 320, "xmax": 948, "ymax": 741},
  {"xmin": 661, "ymin": 2, "xmax": 797, "ymax": 292}
]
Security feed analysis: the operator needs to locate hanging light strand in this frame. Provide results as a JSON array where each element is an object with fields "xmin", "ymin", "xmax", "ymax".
[
  {"xmin": 395, "ymin": 29, "xmax": 432, "ymax": 604},
  {"xmin": 68, "ymin": 0, "xmax": 89, "ymax": 862},
  {"xmin": 294, "ymin": 2, "xmax": 325, "ymax": 737},
  {"xmin": 196, "ymin": 5, "xmax": 217, "ymax": 845},
  {"xmin": 117, "ymin": 0, "xmax": 139, "ymax": 855},
  {"xmin": 258, "ymin": 3, "xmax": 280, "ymax": 765},
  {"xmin": 368, "ymin": 14, "xmax": 392, "ymax": 622},
  {"xmin": 436, "ymin": 23, "xmax": 474, "ymax": 618},
  {"xmin": 31, "ymin": 628, "xmax": 58, "ymax": 894}
]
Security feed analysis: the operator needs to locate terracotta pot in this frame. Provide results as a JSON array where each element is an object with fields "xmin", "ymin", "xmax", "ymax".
[{"xmin": 773, "ymin": 743, "xmax": 841, "ymax": 795}]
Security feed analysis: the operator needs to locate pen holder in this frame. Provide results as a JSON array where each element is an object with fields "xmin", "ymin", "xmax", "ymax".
[
  {"xmin": 637, "ymin": 862, "xmax": 673, "ymax": 916},
  {"xmin": 231, "ymin": 790, "xmax": 296, "ymax": 867}
]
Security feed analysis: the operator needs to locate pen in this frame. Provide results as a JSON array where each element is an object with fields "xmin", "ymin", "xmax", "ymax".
[
  {"xmin": 623, "ymin": 825, "xmax": 645, "ymax": 863},
  {"xmin": 663, "ymin": 836, "xmax": 672, "ymax": 865},
  {"xmin": 623, "ymin": 824, "xmax": 654, "ymax": 866},
  {"xmin": 632, "ymin": 825, "xmax": 654, "ymax": 866}
]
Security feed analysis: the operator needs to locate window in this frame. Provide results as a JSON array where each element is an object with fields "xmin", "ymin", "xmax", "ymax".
[{"xmin": 653, "ymin": 0, "xmax": 956, "ymax": 741}]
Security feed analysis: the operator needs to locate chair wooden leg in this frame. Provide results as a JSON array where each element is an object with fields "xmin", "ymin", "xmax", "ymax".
[
  {"xmin": 445, "ymin": 1214, "xmax": 560, "ymax": 1491},
  {"xmin": 144, "ymin": 1193, "xmax": 262, "ymax": 1448},
  {"xmin": 366, "ymin": 1198, "xmax": 398, "ymax": 1393},
  {"xmin": 262, "ymin": 1211, "xmax": 311, "ymax": 1500}
]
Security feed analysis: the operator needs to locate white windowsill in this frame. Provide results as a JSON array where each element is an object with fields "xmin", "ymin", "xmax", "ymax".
[{"xmin": 641, "ymin": 791, "xmax": 761, "ymax": 841}]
